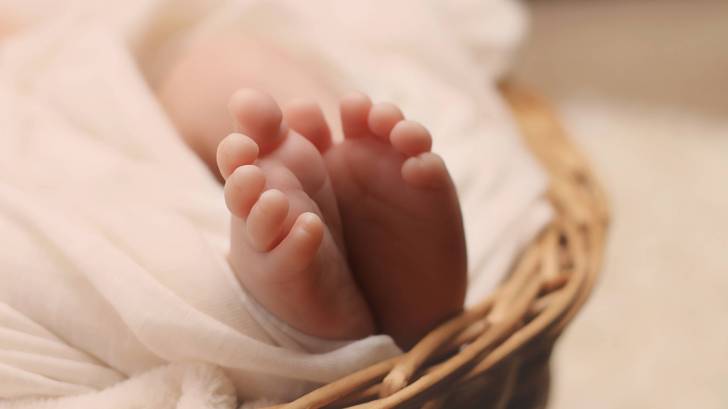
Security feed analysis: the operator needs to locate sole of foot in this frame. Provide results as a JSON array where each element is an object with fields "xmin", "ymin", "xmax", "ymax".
[
  {"xmin": 217, "ymin": 89, "xmax": 374, "ymax": 340},
  {"xmin": 287, "ymin": 92, "xmax": 468, "ymax": 349}
]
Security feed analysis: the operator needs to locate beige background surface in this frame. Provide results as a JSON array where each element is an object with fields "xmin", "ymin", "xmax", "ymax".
[{"xmin": 511, "ymin": 0, "xmax": 728, "ymax": 407}]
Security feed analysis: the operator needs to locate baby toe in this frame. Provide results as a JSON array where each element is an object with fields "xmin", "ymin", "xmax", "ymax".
[
  {"xmin": 228, "ymin": 89, "xmax": 288, "ymax": 153},
  {"xmin": 267, "ymin": 212, "xmax": 324, "ymax": 276},
  {"xmin": 224, "ymin": 165, "xmax": 266, "ymax": 217},
  {"xmin": 246, "ymin": 189, "xmax": 290, "ymax": 251},
  {"xmin": 217, "ymin": 132, "xmax": 259, "ymax": 179},
  {"xmin": 340, "ymin": 92, "xmax": 372, "ymax": 139},
  {"xmin": 390, "ymin": 120, "xmax": 432, "ymax": 157},
  {"xmin": 368, "ymin": 102, "xmax": 404, "ymax": 141},
  {"xmin": 401, "ymin": 152, "xmax": 450, "ymax": 189}
]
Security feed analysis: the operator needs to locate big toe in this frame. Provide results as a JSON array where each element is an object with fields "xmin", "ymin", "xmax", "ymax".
[
  {"xmin": 229, "ymin": 89, "xmax": 287, "ymax": 154},
  {"xmin": 283, "ymin": 98, "xmax": 332, "ymax": 152},
  {"xmin": 340, "ymin": 92, "xmax": 373, "ymax": 140}
]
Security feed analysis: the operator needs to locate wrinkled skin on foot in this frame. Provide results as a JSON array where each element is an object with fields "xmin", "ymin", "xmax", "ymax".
[
  {"xmin": 182, "ymin": 82, "xmax": 466, "ymax": 347},
  {"xmin": 286, "ymin": 92, "xmax": 467, "ymax": 349},
  {"xmin": 218, "ymin": 90, "xmax": 374, "ymax": 340}
]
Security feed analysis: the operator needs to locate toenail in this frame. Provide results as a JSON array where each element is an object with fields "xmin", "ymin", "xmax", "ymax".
[{"xmin": 298, "ymin": 213, "xmax": 321, "ymax": 232}]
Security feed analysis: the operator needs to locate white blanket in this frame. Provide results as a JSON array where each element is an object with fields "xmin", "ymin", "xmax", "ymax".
[{"xmin": 0, "ymin": 0, "xmax": 550, "ymax": 407}]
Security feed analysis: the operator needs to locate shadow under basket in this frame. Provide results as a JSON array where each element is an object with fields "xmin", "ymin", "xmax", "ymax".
[{"xmin": 269, "ymin": 83, "xmax": 609, "ymax": 409}]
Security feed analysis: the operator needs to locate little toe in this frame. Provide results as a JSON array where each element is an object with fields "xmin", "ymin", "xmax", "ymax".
[
  {"xmin": 390, "ymin": 120, "xmax": 433, "ymax": 157},
  {"xmin": 283, "ymin": 98, "xmax": 332, "ymax": 152},
  {"xmin": 267, "ymin": 212, "xmax": 324, "ymax": 276},
  {"xmin": 368, "ymin": 102, "xmax": 404, "ymax": 141},
  {"xmin": 224, "ymin": 165, "xmax": 267, "ymax": 217},
  {"xmin": 340, "ymin": 92, "xmax": 373, "ymax": 139},
  {"xmin": 228, "ymin": 89, "xmax": 288, "ymax": 154},
  {"xmin": 217, "ymin": 133, "xmax": 259, "ymax": 179},
  {"xmin": 246, "ymin": 189, "xmax": 290, "ymax": 251},
  {"xmin": 401, "ymin": 152, "xmax": 450, "ymax": 189}
]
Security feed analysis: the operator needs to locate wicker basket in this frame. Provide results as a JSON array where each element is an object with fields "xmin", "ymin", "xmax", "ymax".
[{"xmin": 269, "ymin": 83, "xmax": 609, "ymax": 409}]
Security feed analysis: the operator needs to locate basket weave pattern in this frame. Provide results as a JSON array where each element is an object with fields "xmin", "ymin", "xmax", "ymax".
[{"xmin": 271, "ymin": 84, "xmax": 609, "ymax": 409}]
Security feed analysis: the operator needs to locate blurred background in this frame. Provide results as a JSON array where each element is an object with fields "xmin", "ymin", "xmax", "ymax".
[
  {"xmin": 0, "ymin": 0, "xmax": 725, "ymax": 407},
  {"xmin": 512, "ymin": 0, "xmax": 728, "ymax": 407}
]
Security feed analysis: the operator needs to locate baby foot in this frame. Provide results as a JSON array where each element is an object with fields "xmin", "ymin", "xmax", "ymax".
[
  {"xmin": 288, "ymin": 93, "xmax": 468, "ymax": 348},
  {"xmin": 217, "ymin": 90, "xmax": 373, "ymax": 340}
]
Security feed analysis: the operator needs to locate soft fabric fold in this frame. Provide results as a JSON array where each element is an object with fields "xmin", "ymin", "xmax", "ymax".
[{"xmin": 0, "ymin": 0, "xmax": 548, "ymax": 406}]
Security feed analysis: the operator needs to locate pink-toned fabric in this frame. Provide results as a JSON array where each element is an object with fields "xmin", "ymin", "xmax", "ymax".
[{"xmin": 0, "ymin": 1, "xmax": 548, "ymax": 407}]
